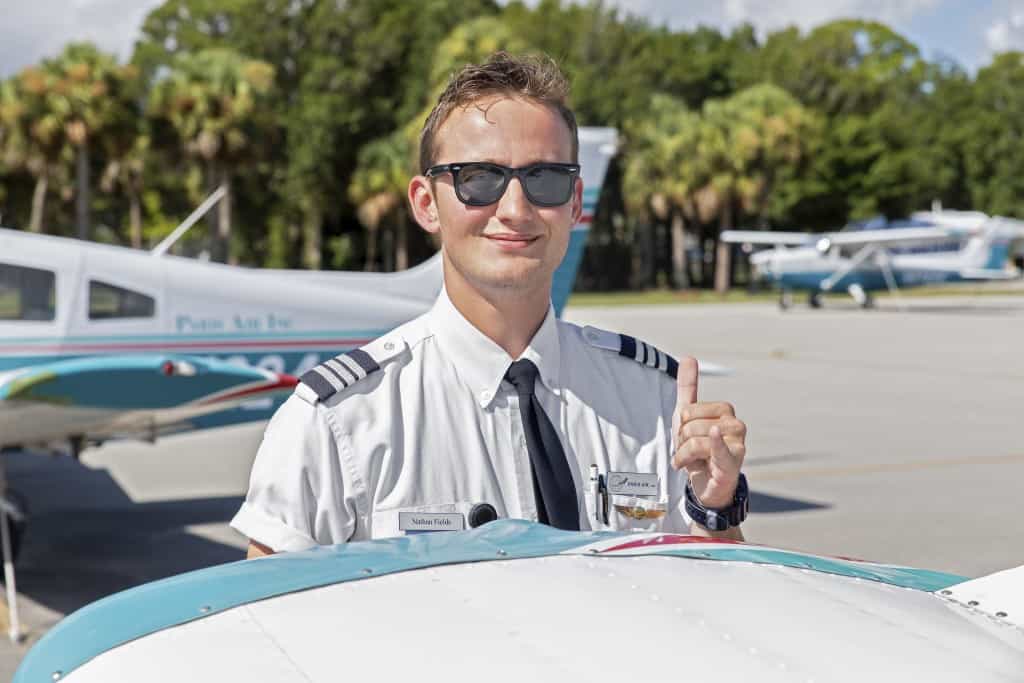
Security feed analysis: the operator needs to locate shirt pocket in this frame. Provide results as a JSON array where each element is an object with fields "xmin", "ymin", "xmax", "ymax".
[{"xmin": 370, "ymin": 501, "xmax": 473, "ymax": 539}]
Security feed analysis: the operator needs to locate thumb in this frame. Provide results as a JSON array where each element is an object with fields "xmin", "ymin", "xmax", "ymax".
[{"xmin": 675, "ymin": 356, "xmax": 699, "ymax": 413}]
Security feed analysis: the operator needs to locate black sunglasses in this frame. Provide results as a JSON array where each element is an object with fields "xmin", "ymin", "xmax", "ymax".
[{"xmin": 425, "ymin": 162, "xmax": 580, "ymax": 207}]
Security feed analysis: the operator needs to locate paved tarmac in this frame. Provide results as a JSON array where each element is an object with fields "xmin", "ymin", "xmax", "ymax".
[{"xmin": 2, "ymin": 293, "xmax": 1023, "ymax": 676}]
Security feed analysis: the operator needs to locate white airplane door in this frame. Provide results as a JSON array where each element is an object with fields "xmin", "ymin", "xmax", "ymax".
[{"xmin": 68, "ymin": 248, "xmax": 166, "ymax": 347}]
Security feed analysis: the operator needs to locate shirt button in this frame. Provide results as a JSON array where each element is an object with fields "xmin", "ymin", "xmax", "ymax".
[{"xmin": 480, "ymin": 390, "xmax": 492, "ymax": 402}]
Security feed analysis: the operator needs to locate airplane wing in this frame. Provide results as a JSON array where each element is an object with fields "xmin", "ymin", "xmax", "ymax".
[
  {"xmin": 19, "ymin": 521, "xmax": 1022, "ymax": 683},
  {"xmin": 822, "ymin": 226, "xmax": 961, "ymax": 247},
  {"xmin": 720, "ymin": 230, "xmax": 815, "ymax": 246},
  {"xmin": 0, "ymin": 355, "xmax": 296, "ymax": 448},
  {"xmin": 722, "ymin": 227, "xmax": 963, "ymax": 250}
]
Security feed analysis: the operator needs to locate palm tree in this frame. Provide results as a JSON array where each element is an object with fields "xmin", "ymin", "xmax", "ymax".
[
  {"xmin": 349, "ymin": 131, "xmax": 413, "ymax": 271},
  {"xmin": 701, "ymin": 85, "xmax": 820, "ymax": 292},
  {"xmin": 100, "ymin": 130, "xmax": 150, "ymax": 248},
  {"xmin": 0, "ymin": 67, "xmax": 68, "ymax": 233},
  {"xmin": 43, "ymin": 43, "xmax": 140, "ymax": 240},
  {"xmin": 623, "ymin": 95, "xmax": 705, "ymax": 289},
  {"xmin": 149, "ymin": 48, "xmax": 275, "ymax": 264}
]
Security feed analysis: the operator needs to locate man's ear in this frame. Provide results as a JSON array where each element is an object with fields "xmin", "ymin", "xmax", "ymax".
[
  {"xmin": 571, "ymin": 177, "xmax": 584, "ymax": 225},
  {"xmin": 408, "ymin": 175, "xmax": 440, "ymax": 235}
]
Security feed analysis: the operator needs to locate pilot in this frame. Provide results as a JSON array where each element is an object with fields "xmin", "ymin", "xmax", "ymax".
[{"xmin": 231, "ymin": 53, "xmax": 749, "ymax": 556}]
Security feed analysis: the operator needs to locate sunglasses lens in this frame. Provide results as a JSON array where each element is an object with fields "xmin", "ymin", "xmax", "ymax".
[
  {"xmin": 523, "ymin": 165, "xmax": 575, "ymax": 206},
  {"xmin": 457, "ymin": 165, "xmax": 507, "ymax": 205}
]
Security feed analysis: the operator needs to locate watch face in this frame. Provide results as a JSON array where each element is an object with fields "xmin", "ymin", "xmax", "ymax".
[{"xmin": 703, "ymin": 510, "xmax": 724, "ymax": 531}]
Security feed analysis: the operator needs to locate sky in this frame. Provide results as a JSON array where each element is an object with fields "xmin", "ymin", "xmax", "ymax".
[{"xmin": 1, "ymin": 0, "xmax": 1023, "ymax": 78}]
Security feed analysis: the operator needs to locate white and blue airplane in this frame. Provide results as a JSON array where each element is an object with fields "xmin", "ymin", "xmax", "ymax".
[
  {"xmin": 0, "ymin": 130, "xmax": 619, "ymax": 456},
  {"xmin": 0, "ymin": 127, "xmax": 743, "ymax": 644},
  {"xmin": 13, "ymin": 520, "xmax": 1024, "ymax": 682},
  {"xmin": 723, "ymin": 210, "xmax": 1024, "ymax": 309}
]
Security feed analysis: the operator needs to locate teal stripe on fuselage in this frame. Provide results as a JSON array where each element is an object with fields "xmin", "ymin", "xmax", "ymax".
[
  {"xmin": 13, "ymin": 520, "xmax": 966, "ymax": 683},
  {"xmin": 0, "ymin": 348, "xmax": 351, "ymax": 373},
  {"xmin": 0, "ymin": 329, "xmax": 387, "ymax": 344}
]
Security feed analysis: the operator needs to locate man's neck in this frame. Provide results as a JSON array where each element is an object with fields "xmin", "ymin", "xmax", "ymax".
[{"xmin": 443, "ymin": 264, "xmax": 550, "ymax": 360}]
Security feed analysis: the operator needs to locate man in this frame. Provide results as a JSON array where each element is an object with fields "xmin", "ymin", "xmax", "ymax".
[{"xmin": 232, "ymin": 53, "xmax": 748, "ymax": 558}]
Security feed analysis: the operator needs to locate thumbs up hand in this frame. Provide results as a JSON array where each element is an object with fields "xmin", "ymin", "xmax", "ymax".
[{"xmin": 671, "ymin": 357, "xmax": 747, "ymax": 510}]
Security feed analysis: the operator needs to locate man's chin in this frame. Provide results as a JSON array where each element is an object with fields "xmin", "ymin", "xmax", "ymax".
[{"xmin": 473, "ymin": 263, "xmax": 551, "ymax": 293}]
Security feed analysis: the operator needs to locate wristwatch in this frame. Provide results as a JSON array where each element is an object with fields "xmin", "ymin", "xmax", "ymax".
[{"xmin": 684, "ymin": 473, "xmax": 749, "ymax": 532}]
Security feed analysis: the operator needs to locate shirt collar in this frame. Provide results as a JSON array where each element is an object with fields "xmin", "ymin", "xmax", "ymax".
[{"xmin": 427, "ymin": 287, "xmax": 562, "ymax": 408}]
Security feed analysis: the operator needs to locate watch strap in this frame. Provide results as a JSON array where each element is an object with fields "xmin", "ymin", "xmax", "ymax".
[{"xmin": 684, "ymin": 473, "xmax": 749, "ymax": 531}]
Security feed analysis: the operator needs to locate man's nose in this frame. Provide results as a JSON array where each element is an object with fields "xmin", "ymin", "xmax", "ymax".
[{"xmin": 495, "ymin": 177, "xmax": 532, "ymax": 224}]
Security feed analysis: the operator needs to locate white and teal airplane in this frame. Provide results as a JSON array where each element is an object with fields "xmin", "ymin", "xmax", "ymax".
[
  {"xmin": 723, "ymin": 210, "xmax": 1024, "ymax": 309},
  {"xmin": 0, "ymin": 129, "xmax": 617, "ymax": 457},
  {"xmin": 0, "ymin": 130, "xmax": 629, "ymax": 640}
]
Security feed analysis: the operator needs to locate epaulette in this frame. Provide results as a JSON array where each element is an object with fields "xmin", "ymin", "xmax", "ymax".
[
  {"xmin": 581, "ymin": 325, "xmax": 679, "ymax": 379},
  {"xmin": 296, "ymin": 334, "xmax": 407, "ymax": 404}
]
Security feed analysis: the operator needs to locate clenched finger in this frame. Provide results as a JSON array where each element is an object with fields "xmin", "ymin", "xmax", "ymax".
[
  {"xmin": 679, "ymin": 416, "xmax": 746, "ymax": 441},
  {"xmin": 672, "ymin": 435, "xmax": 745, "ymax": 470}
]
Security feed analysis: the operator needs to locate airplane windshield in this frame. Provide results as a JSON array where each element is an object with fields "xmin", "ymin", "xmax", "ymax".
[{"xmin": 0, "ymin": 262, "xmax": 56, "ymax": 322}]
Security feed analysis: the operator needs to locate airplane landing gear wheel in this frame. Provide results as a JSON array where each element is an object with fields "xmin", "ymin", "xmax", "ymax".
[
  {"xmin": 778, "ymin": 290, "xmax": 793, "ymax": 310},
  {"xmin": 809, "ymin": 292, "xmax": 823, "ymax": 309},
  {"xmin": 861, "ymin": 292, "xmax": 875, "ymax": 309}
]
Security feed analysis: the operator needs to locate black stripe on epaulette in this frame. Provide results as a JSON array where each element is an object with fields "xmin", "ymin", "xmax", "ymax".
[
  {"xmin": 617, "ymin": 333, "xmax": 679, "ymax": 379},
  {"xmin": 300, "ymin": 349, "xmax": 382, "ymax": 402}
]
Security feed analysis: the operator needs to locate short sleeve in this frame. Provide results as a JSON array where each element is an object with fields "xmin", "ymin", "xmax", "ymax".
[{"xmin": 230, "ymin": 393, "xmax": 358, "ymax": 551}]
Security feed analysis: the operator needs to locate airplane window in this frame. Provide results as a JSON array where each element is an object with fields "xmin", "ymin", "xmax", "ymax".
[
  {"xmin": 88, "ymin": 280, "xmax": 156, "ymax": 320},
  {"xmin": 0, "ymin": 262, "xmax": 56, "ymax": 321}
]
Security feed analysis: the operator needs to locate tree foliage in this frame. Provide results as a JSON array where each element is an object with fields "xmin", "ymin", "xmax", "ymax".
[{"xmin": 0, "ymin": 3, "xmax": 1019, "ymax": 292}]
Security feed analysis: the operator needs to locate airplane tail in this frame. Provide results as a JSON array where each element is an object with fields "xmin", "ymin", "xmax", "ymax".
[
  {"xmin": 957, "ymin": 218, "xmax": 1022, "ymax": 274},
  {"xmin": 550, "ymin": 127, "xmax": 618, "ymax": 316}
]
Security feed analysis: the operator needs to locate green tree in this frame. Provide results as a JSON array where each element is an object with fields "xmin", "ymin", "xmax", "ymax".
[
  {"xmin": 149, "ymin": 48, "xmax": 275, "ymax": 263},
  {"xmin": 962, "ymin": 52, "xmax": 1024, "ymax": 217},
  {"xmin": 623, "ymin": 95, "xmax": 705, "ymax": 288},
  {"xmin": 0, "ymin": 67, "xmax": 71, "ymax": 232},
  {"xmin": 40, "ymin": 43, "xmax": 141, "ymax": 240},
  {"xmin": 100, "ymin": 128, "xmax": 151, "ymax": 248},
  {"xmin": 348, "ymin": 131, "xmax": 411, "ymax": 271}
]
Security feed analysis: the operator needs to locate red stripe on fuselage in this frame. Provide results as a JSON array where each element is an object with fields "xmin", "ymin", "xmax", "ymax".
[
  {"xmin": 599, "ymin": 535, "xmax": 746, "ymax": 553},
  {"xmin": 198, "ymin": 374, "xmax": 299, "ymax": 406}
]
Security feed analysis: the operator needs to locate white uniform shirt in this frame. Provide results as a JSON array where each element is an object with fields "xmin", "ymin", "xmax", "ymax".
[{"xmin": 231, "ymin": 289, "xmax": 691, "ymax": 551}]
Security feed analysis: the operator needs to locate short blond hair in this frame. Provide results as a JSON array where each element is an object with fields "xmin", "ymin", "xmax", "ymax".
[{"xmin": 419, "ymin": 52, "xmax": 578, "ymax": 173}]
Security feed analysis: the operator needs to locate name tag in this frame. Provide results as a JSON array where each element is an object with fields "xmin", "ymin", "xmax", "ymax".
[
  {"xmin": 398, "ymin": 512, "xmax": 465, "ymax": 533},
  {"xmin": 607, "ymin": 472, "xmax": 660, "ymax": 497}
]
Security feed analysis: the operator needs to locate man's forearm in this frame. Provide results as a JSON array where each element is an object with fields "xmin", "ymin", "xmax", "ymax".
[{"xmin": 246, "ymin": 540, "xmax": 275, "ymax": 559}]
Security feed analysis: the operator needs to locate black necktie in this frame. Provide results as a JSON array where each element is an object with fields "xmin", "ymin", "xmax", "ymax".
[{"xmin": 504, "ymin": 359, "xmax": 580, "ymax": 530}]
